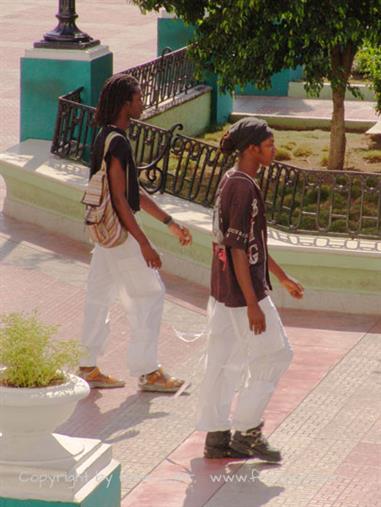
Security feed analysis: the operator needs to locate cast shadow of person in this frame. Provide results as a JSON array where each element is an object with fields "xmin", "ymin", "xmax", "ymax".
[
  {"xmin": 180, "ymin": 458, "xmax": 284, "ymax": 507},
  {"xmin": 57, "ymin": 389, "xmax": 177, "ymax": 444}
]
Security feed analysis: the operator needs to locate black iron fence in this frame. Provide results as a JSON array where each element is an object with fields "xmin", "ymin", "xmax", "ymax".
[
  {"xmin": 257, "ymin": 163, "xmax": 381, "ymax": 238},
  {"xmin": 51, "ymin": 87, "xmax": 96, "ymax": 164},
  {"xmin": 51, "ymin": 89, "xmax": 381, "ymax": 239},
  {"xmin": 122, "ymin": 47, "xmax": 196, "ymax": 110},
  {"xmin": 51, "ymin": 87, "xmax": 180, "ymax": 194}
]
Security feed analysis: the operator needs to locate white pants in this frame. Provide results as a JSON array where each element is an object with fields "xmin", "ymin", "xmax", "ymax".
[
  {"xmin": 80, "ymin": 235, "xmax": 165, "ymax": 376},
  {"xmin": 196, "ymin": 296, "xmax": 293, "ymax": 432}
]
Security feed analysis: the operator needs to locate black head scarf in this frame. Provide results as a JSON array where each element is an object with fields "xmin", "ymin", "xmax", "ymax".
[{"xmin": 220, "ymin": 118, "xmax": 273, "ymax": 154}]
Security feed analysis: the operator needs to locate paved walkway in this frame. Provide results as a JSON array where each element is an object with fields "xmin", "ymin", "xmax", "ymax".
[
  {"xmin": 1, "ymin": 179, "xmax": 380, "ymax": 506},
  {"xmin": 1, "ymin": 4, "xmax": 381, "ymax": 506}
]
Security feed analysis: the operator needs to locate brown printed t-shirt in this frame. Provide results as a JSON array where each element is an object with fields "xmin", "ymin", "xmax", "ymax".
[{"xmin": 211, "ymin": 168, "xmax": 272, "ymax": 307}]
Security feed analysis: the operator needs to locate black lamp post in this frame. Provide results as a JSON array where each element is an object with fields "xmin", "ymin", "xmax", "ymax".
[{"xmin": 34, "ymin": 0, "xmax": 99, "ymax": 49}]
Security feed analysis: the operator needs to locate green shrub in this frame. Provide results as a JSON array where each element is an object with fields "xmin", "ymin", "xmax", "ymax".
[
  {"xmin": 329, "ymin": 220, "xmax": 348, "ymax": 233},
  {"xmin": 350, "ymin": 184, "xmax": 362, "ymax": 200},
  {"xmin": 352, "ymin": 47, "xmax": 371, "ymax": 77},
  {"xmin": 320, "ymin": 185, "xmax": 330, "ymax": 201},
  {"xmin": 281, "ymin": 141, "xmax": 297, "ymax": 151},
  {"xmin": 364, "ymin": 150, "xmax": 381, "ymax": 163},
  {"xmin": 304, "ymin": 188, "xmax": 321, "ymax": 205},
  {"xmin": 299, "ymin": 216, "xmax": 317, "ymax": 230},
  {"xmin": 282, "ymin": 194, "xmax": 294, "ymax": 207},
  {"xmin": 0, "ymin": 312, "xmax": 83, "ymax": 388},
  {"xmin": 275, "ymin": 148, "xmax": 292, "ymax": 161},
  {"xmin": 293, "ymin": 145, "xmax": 313, "ymax": 158},
  {"xmin": 332, "ymin": 193, "xmax": 348, "ymax": 210}
]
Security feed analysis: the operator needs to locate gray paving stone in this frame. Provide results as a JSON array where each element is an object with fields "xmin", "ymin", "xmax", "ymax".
[{"xmin": 204, "ymin": 328, "xmax": 381, "ymax": 507}]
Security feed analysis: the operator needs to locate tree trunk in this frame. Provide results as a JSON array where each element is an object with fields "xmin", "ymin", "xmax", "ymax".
[
  {"xmin": 328, "ymin": 87, "xmax": 346, "ymax": 171},
  {"xmin": 328, "ymin": 44, "xmax": 356, "ymax": 171}
]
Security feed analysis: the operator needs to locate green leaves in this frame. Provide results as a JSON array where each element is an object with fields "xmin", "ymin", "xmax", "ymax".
[
  {"xmin": 133, "ymin": 0, "xmax": 381, "ymax": 169},
  {"xmin": 133, "ymin": 0, "xmax": 381, "ymax": 97},
  {"xmin": 0, "ymin": 312, "xmax": 83, "ymax": 388},
  {"xmin": 356, "ymin": 44, "xmax": 381, "ymax": 112}
]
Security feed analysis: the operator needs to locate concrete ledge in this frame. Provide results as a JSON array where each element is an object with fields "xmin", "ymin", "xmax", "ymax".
[
  {"xmin": 0, "ymin": 140, "xmax": 89, "ymax": 243},
  {"xmin": 24, "ymin": 45, "xmax": 111, "ymax": 62},
  {"xmin": 288, "ymin": 81, "xmax": 377, "ymax": 102},
  {"xmin": 230, "ymin": 112, "xmax": 376, "ymax": 133},
  {"xmin": 1, "ymin": 140, "xmax": 380, "ymax": 314}
]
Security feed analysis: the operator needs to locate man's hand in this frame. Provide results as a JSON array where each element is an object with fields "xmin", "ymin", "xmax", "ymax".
[
  {"xmin": 281, "ymin": 276, "xmax": 304, "ymax": 299},
  {"xmin": 248, "ymin": 303, "xmax": 266, "ymax": 335},
  {"xmin": 168, "ymin": 222, "xmax": 192, "ymax": 246},
  {"xmin": 140, "ymin": 241, "xmax": 162, "ymax": 269}
]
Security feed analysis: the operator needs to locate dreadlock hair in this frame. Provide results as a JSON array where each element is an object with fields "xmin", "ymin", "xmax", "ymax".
[{"xmin": 94, "ymin": 73, "xmax": 140, "ymax": 127}]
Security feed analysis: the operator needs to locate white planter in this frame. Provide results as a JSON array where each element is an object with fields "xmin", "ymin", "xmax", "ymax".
[
  {"xmin": 0, "ymin": 373, "xmax": 90, "ymax": 462},
  {"xmin": 0, "ymin": 374, "xmax": 120, "ymax": 503}
]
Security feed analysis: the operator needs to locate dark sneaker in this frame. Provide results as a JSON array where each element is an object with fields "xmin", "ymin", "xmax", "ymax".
[
  {"xmin": 204, "ymin": 430, "xmax": 255, "ymax": 459},
  {"xmin": 230, "ymin": 422, "xmax": 282, "ymax": 462},
  {"xmin": 204, "ymin": 430, "xmax": 231, "ymax": 458}
]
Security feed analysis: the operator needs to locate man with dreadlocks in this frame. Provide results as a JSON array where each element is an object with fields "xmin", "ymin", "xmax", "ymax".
[{"xmin": 78, "ymin": 74, "xmax": 192, "ymax": 392}]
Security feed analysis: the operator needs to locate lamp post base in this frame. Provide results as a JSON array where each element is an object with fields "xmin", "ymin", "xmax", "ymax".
[
  {"xmin": 34, "ymin": 0, "xmax": 100, "ymax": 50},
  {"xmin": 34, "ymin": 39, "xmax": 100, "ymax": 50}
]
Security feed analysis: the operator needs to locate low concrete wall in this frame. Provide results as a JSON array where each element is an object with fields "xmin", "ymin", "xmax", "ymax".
[
  {"xmin": 1, "ymin": 140, "xmax": 380, "ymax": 314},
  {"xmin": 230, "ymin": 112, "xmax": 375, "ymax": 133},
  {"xmin": 289, "ymin": 81, "xmax": 377, "ymax": 102}
]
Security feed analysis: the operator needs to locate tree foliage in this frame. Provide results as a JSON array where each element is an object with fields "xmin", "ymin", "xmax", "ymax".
[{"xmin": 134, "ymin": 1, "xmax": 381, "ymax": 170}]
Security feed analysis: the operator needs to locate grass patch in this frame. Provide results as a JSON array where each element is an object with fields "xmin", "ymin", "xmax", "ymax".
[
  {"xmin": 275, "ymin": 147, "xmax": 292, "ymax": 161},
  {"xmin": 197, "ymin": 128, "xmax": 381, "ymax": 172},
  {"xmin": 293, "ymin": 145, "xmax": 313, "ymax": 158},
  {"xmin": 173, "ymin": 126, "xmax": 381, "ymax": 236},
  {"xmin": 363, "ymin": 150, "xmax": 381, "ymax": 163},
  {"xmin": 281, "ymin": 141, "xmax": 297, "ymax": 151}
]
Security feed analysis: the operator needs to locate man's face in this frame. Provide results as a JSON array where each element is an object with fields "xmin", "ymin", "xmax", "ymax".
[
  {"xmin": 125, "ymin": 88, "xmax": 144, "ymax": 119},
  {"xmin": 256, "ymin": 136, "xmax": 276, "ymax": 166}
]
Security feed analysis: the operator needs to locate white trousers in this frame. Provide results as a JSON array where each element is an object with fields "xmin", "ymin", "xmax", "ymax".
[
  {"xmin": 80, "ymin": 235, "xmax": 165, "ymax": 376},
  {"xmin": 196, "ymin": 296, "xmax": 293, "ymax": 432}
]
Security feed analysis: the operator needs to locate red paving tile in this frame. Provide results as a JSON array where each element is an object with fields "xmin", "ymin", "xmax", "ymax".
[
  {"xmin": 1, "ymin": 182, "xmax": 380, "ymax": 506},
  {"xmin": 121, "ymin": 311, "xmax": 378, "ymax": 507}
]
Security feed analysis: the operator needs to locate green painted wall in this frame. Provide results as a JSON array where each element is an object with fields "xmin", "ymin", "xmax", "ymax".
[
  {"xmin": 157, "ymin": 17, "xmax": 233, "ymax": 126},
  {"xmin": 20, "ymin": 53, "xmax": 112, "ymax": 142},
  {"xmin": 147, "ymin": 89, "xmax": 212, "ymax": 137}
]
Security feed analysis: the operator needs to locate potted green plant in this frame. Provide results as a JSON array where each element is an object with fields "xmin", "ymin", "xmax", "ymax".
[{"xmin": 0, "ymin": 312, "xmax": 90, "ymax": 463}]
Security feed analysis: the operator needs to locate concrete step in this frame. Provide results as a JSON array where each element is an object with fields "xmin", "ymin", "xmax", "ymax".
[
  {"xmin": 366, "ymin": 121, "xmax": 381, "ymax": 137},
  {"xmin": 288, "ymin": 81, "xmax": 376, "ymax": 102},
  {"xmin": 232, "ymin": 96, "xmax": 379, "ymax": 132}
]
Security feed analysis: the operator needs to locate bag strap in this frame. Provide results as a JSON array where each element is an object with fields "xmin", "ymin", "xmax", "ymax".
[
  {"xmin": 100, "ymin": 130, "xmax": 130, "ymax": 201},
  {"xmin": 100, "ymin": 131, "xmax": 126, "ymax": 175}
]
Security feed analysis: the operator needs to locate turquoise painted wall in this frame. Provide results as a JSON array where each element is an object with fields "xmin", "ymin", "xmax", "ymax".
[
  {"xmin": 157, "ymin": 17, "xmax": 232, "ymax": 126},
  {"xmin": 20, "ymin": 53, "xmax": 112, "ymax": 142},
  {"xmin": 0, "ymin": 466, "xmax": 121, "ymax": 507},
  {"xmin": 236, "ymin": 66, "xmax": 304, "ymax": 96},
  {"xmin": 157, "ymin": 18, "xmax": 195, "ymax": 55}
]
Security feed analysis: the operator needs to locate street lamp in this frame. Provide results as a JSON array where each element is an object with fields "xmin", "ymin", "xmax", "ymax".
[{"xmin": 34, "ymin": 0, "xmax": 99, "ymax": 49}]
